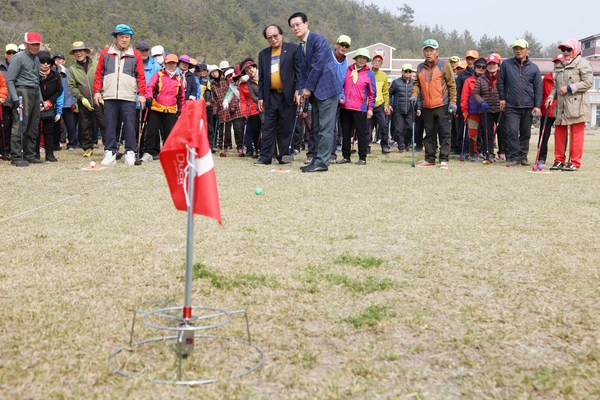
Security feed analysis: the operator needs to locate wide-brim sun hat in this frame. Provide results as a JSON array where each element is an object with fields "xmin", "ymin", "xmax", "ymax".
[
  {"xmin": 69, "ymin": 41, "xmax": 91, "ymax": 55},
  {"xmin": 353, "ymin": 48, "xmax": 371, "ymax": 62}
]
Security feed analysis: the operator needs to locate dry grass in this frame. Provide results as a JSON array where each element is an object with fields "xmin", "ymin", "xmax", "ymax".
[{"xmin": 1, "ymin": 134, "xmax": 600, "ymax": 399}]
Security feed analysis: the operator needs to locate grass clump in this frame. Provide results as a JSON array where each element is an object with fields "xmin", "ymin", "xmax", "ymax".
[
  {"xmin": 334, "ymin": 254, "xmax": 385, "ymax": 269},
  {"xmin": 346, "ymin": 305, "xmax": 388, "ymax": 328},
  {"xmin": 305, "ymin": 266, "xmax": 395, "ymax": 294},
  {"xmin": 188, "ymin": 262, "xmax": 277, "ymax": 290}
]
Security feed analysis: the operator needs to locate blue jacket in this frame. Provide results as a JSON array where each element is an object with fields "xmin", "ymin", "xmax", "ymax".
[
  {"xmin": 297, "ymin": 31, "xmax": 341, "ymax": 101},
  {"xmin": 497, "ymin": 56, "xmax": 542, "ymax": 109},
  {"xmin": 60, "ymin": 69, "xmax": 77, "ymax": 109}
]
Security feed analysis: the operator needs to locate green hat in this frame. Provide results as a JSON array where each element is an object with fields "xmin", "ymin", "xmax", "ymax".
[
  {"xmin": 423, "ymin": 39, "xmax": 439, "ymax": 49},
  {"xmin": 336, "ymin": 35, "xmax": 351, "ymax": 46},
  {"xmin": 449, "ymin": 56, "xmax": 460, "ymax": 63},
  {"xmin": 512, "ymin": 39, "xmax": 529, "ymax": 49},
  {"xmin": 5, "ymin": 44, "xmax": 18, "ymax": 53},
  {"xmin": 401, "ymin": 63, "xmax": 413, "ymax": 72},
  {"xmin": 353, "ymin": 48, "xmax": 371, "ymax": 62}
]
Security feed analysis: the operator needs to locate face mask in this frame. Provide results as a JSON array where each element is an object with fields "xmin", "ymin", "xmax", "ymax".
[
  {"xmin": 189, "ymin": 68, "xmax": 195, "ymax": 74},
  {"xmin": 153, "ymin": 55, "xmax": 164, "ymax": 65}
]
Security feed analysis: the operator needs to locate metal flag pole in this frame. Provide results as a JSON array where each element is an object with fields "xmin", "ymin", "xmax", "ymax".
[{"xmin": 179, "ymin": 145, "xmax": 196, "ymax": 358}]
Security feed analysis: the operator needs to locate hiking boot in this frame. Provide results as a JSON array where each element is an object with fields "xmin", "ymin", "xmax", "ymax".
[
  {"xmin": 382, "ymin": 146, "xmax": 390, "ymax": 154},
  {"xmin": 520, "ymin": 158, "xmax": 531, "ymax": 166},
  {"xmin": 336, "ymin": 158, "xmax": 351, "ymax": 164},
  {"xmin": 28, "ymin": 158, "xmax": 45, "ymax": 164},
  {"xmin": 83, "ymin": 149, "xmax": 93, "ymax": 158},
  {"xmin": 141, "ymin": 153, "xmax": 153, "ymax": 163},
  {"xmin": 506, "ymin": 160, "xmax": 520, "ymax": 167},
  {"xmin": 549, "ymin": 162, "xmax": 564, "ymax": 171},
  {"xmin": 417, "ymin": 161, "xmax": 436, "ymax": 167},
  {"xmin": 124, "ymin": 151, "xmax": 135, "ymax": 165},
  {"xmin": 470, "ymin": 154, "xmax": 478, "ymax": 162},
  {"xmin": 562, "ymin": 163, "xmax": 578, "ymax": 171},
  {"xmin": 355, "ymin": 159, "xmax": 366, "ymax": 165},
  {"xmin": 46, "ymin": 155, "xmax": 58, "ymax": 162},
  {"xmin": 101, "ymin": 150, "xmax": 116, "ymax": 166}
]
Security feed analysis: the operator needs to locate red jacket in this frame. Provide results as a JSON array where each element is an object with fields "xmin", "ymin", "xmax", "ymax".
[
  {"xmin": 239, "ymin": 80, "xmax": 259, "ymax": 117},
  {"xmin": 146, "ymin": 70, "xmax": 184, "ymax": 114},
  {"xmin": 541, "ymin": 72, "xmax": 556, "ymax": 117}
]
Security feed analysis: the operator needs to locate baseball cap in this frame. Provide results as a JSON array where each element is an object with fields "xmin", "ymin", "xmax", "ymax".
[
  {"xmin": 552, "ymin": 54, "xmax": 564, "ymax": 62},
  {"xmin": 136, "ymin": 41, "xmax": 150, "ymax": 50},
  {"xmin": 457, "ymin": 60, "xmax": 467, "ymax": 69},
  {"xmin": 165, "ymin": 54, "xmax": 178, "ymax": 63},
  {"xmin": 423, "ymin": 39, "xmax": 438, "ymax": 49},
  {"xmin": 336, "ymin": 35, "xmax": 351, "ymax": 46},
  {"xmin": 53, "ymin": 53, "xmax": 65, "ymax": 60},
  {"xmin": 5, "ymin": 44, "xmax": 18, "ymax": 53},
  {"xmin": 465, "ymin": 50, "xmax": 479, "ymax": 58},
  {"xmin": 198, "ymin": 63, "xmax": 207, "ymax": 71},
  {"xmin": 24, "ymin": 32, "xmax": 41, "ymax": 44},
  {"xmin": 151, "ymin": 45, "xmax": 164, "ymax": 56},
  {"xmin": 512, "ymin": 39, "xmax": 529, "ymax": 49},
  {"xmin": 486, "ymin": 54, "xmax": 500, "ymax": 64},
  {"xmin": 372, "ymin": 51, "xmax": 384, "ymax": 60},
  {"xmin": 401, "ymin": 63, "xmax": 413, "ymax": 72}
]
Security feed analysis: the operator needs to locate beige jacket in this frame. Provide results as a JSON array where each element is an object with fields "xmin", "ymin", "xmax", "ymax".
[{"xmin": 547, "ymin": 55, "xmax": 593, "ymax": 125}]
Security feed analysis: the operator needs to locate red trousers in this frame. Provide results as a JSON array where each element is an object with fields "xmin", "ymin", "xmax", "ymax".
[
  {"xmin": 554, "ymin": 122, "xmax": 584, "ymax": 168},
  {"xmin": 467, "ymin": 114, "xmax": 480, "ymax": 154}
]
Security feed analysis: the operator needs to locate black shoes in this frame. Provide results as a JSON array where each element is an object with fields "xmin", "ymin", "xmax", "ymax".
[
  {"xmin": 28, "ymin": 158, "xmax": 45, "ymax": 164},
  {"xmin": 355, "ymin": 159, "xmax": 366, "ymax": 165},
  {"xmin": 302, "ymin": 165, "xmax": 328, "ymax": 173},
  {"xmin": 254, "ymin": 160, "xmax": 270, "ymax": 166},
  {"xmin": 382, "ymin": 146, "xmax": 390, "ymax": 154},
  {"xmin": 550, "ymin": 162, "xmax": 564, "ymax": 171},
  {"xmin": 336, "ymin": 158, "xmax": 351, "ymax": 164},
  {"xmin": 562, "ymin": 163, "xmax": 578, "ymax": 171},
  {"xmin": 506, "ymin": 160, "xmax": 520, "ymax": 167},
  {"xmin": 46, "ymin": 156, "xmax": 58, "ymax": 162}
]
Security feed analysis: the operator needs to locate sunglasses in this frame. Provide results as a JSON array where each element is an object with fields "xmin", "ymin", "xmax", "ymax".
[
  {"xmin": 475, "ymin": 65, "xmax": 486, "ymax": 69},
  {"xmin": 339, "ymin": 43, "xmax": 350, "ymax": 49},
  {"xmin": 40, "ymin": 59, "xmax": 53, "ymax": 65},
  {"xmin": 6, "ymin": 51, "xmax": 16, "ymax": 55},
  {"xmin": 403, "ymin": 70, "xmax": 412, "ymax": 73},
  {"xmin": 559, "ymin": 47, "xmax": 572, "ymax": 52}
]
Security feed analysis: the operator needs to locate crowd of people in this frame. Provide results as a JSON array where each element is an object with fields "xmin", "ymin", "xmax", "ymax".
[{"xmin": 0, "ymin": 18, "xmax": 594, "ymax": 171}]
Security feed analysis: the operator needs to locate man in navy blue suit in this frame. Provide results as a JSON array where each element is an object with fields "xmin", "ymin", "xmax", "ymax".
[
  {"xmin": 254, "ymin": 25, "xmax": 301, "ymax": 166},
  {"xmin": 289, "ymin": 12, "xmax": 341, "ymax": 173}
]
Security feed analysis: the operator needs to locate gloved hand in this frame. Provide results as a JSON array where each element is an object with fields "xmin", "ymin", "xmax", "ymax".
[
  {"xmin": 145, "ymin": 98, "xmax": 153, "ymax": 109},
  {"xmin": 481, "ymin": 102, "xmax": 489, "ymax": 112},
  {"xmin": 448, "ymin": 104, "xmax": 457, "ymax": 114},
  {"xmin": 13, "ymin": 99, "xmax": 21, "ymax": 109},
  {"xmin": 409, "ymin": 96, "xmax": 418, "ymax": 109},
  {"xmin": 339, "ymin": 93, "xmax": 346, "ymax": 105},
  {"xmin": 462, "ymin": 112, "xmax": 468, "ymax": 120},
  {"xmin": 82, "ymin": 98, "xmax": 94, "ymax": 111},
  {"xmin": 71, "ymin": 104, "xmax": 76, "ymax": 112},
  {"xmin": 222, "ymin": 99, "xmax": 229, "ymax": 110},
  {"xmin": 54, "ymin": 114, "xmax": 61, "ymax": 122},
  {"xmin": 43, "ymin": 100, "xmax": 53, "ymax": 110}
]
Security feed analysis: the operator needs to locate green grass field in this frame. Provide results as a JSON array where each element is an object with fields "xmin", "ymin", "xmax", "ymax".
[{"xmin": 1, "ymin": 134, "xmax": 600, "ymax": 399}]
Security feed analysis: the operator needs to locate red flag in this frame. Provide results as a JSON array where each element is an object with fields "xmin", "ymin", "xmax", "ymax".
[{"xmin": 160, "ymin": 100, "xmax": 222, "ymax": 225}]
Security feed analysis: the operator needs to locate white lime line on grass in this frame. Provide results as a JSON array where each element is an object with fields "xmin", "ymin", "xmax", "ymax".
[{"xmin": 0, "ymin": 175, "xmax": 133, "ymax": 223}]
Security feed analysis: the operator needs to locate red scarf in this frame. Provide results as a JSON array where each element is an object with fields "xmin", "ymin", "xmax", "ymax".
[{"xmin": 485, "ymin": 71, "xmax": 498, "ymax": 89}]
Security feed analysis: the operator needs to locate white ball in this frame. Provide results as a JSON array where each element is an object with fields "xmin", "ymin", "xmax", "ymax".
[{"xmin": 90, "ymin": 161, "xmax": 96, "ymax": 167}]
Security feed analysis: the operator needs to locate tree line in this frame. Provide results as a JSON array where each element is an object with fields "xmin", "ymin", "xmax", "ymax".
[{"xmin": 0, "ymin": 0, "xmax": 561, "ymax": 64}]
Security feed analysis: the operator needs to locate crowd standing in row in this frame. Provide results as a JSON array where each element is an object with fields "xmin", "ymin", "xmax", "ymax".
[{"xmin": 0, "ymin": 18, "xmax": 593, "ymax": 171}]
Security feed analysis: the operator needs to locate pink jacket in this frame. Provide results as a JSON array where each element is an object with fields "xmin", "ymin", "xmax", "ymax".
[
  {"xmin": 340, "ymin": 64, "xmax": 376, "ymax": 112},
  {"xmin": 146, "ymin": 70, "xmax": 184, "ymax": 114}
]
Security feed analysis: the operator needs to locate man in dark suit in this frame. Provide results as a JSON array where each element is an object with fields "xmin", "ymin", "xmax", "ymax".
[
  {"xmin": 254, "ymin": 25, "xmax": 300, "ymax": 166},
  {"xmin": 289, "ymin": 12, "xmax": 341, "ymax": 173}
]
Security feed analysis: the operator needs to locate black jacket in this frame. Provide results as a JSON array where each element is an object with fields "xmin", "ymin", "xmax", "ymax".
[
  {"xmin": 389, "ymin": 77, "xmax": 420, "ymax": 114},
  {"xmin": 497, "ymin": 56, "xmax": 542, "ymax": 109},
  {"xmin": 40, "ymin": 69, "xmax": 63, "ymax": 104}
]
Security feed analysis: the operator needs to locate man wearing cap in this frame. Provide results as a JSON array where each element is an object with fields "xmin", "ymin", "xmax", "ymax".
[
  {"xmin": 136, "ymin": 41, "xmax": 160, "ymax": 83},
  {"xmin": 329, "ymin": 34, "xmax": 351, "ymax": 161},
  {"xmin": 411, "ymin": 39, "xmax": 457, "ymax": 169},
  {"xmin": 389, "ymin": 64, "xmax": 420, "ymax": 153},
  {"xmin": 289, "ymin": 12, "xmax": 341, "ymax": 172},
  {"xmin": 0, "ymin": 44, "xmax": 18, "ymax": 158},
  {"xmin": 369, "ymin": 51, "xmax": 391, "ymax": 153},
  {"xmin": 53, "ymin": 54, "xmax": 66, "ymax": 68},
  {"xmin": 497, "ymin": 39, "xmax": 542, "ymax": 167},
  {"xmin": 255, "ymin": 24, "xmax": 300, "ymax": 166},
  {"xmin": 6, "ymin": 32, "xmax": 44, "ymax": 164},
  {"xmin": 93, "ymin": 24, "xmax": 146, "ymax": 166},
  {"xmin": 69, "ymin": 41, "xmax": 106, "ymax": 158}
]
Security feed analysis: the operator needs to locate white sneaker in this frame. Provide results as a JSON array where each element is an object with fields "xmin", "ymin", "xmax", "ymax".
[
  {"xmin": 124, "ymin": 150, "xmax": 135, "ymax": 165},
  {"xmin": 101, "ymin": 150, "xmax": 116, "ymax": 165},
  {"xmin": 141, "ymin": 152, "xmax": 153, "ymax": 163},
  {"xmin": 440, "ymin": 161, "xmax": 449, "ymax": 170}
]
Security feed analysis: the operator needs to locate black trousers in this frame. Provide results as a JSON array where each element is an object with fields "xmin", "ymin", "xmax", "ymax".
[
  {"xmin": 1, "ymin": 105, "xmax": 13, "ymax": 154},
  {"xmin": 144, "ymin": 110, "xmax": 177, "ymax": 156},
  {"xmin": 340, "ymin": 108, "xmax": 369, "ymax": 161},
  {"xmin": 78, "ymin": 100, "xmax": 105, "ymax": 151},
  {"xmin": 505, "ymin": 108, "xmax": 532, "ymax": 161}
]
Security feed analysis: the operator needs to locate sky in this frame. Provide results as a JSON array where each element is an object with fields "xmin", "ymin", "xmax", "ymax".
[{"xmin": 369, "ymin": 0, "xmax": 598, "ymax": 47}]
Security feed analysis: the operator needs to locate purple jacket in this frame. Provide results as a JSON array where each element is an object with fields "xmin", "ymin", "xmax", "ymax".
[{"xmin": 340, "ymin": 64, "xmax": 376, "ymax": 112}]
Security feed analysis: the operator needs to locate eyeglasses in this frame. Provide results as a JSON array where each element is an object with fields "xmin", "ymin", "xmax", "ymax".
[
  {"xmin": 560, "ymin": 47, "xmax": 572, "ymax": 53},
  {"xmin": 290, "ymin": 22, "xmax": 304, "ymax": 29},
  {"xmin": 266, "ymin": 34, "xmax": 280, "ymax": 41},
  {"xmin": 338, "ymin": 43, "xmax": 350, "ymax": 49},
  {"xmin": 475, "ymin": 65, "xmax": 486, "ymax": 69},
  {"xmin": 40, "ymin": 59, "xmax": 52, "ymax": 65}
]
